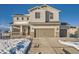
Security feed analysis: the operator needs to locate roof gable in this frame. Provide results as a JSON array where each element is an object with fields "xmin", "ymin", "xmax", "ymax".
[{"xmin": 28, "ymin": 4, "xmax": 61, "ymax": 12}]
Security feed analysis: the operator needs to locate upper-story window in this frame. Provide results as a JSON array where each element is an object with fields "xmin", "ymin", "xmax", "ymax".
[
  {"xmin": 27, "ymin": 17, "xmax": 29, "ymax": 20},
  {"xmin": 49, "ymin": 13, "xmax": 53, "ymax": 19},
  {"xmin": 17, "ymin": 17, "xmax": 19, "ymax": 20},
  {"xmin": 22, "ymin": 17, "xmax": 24, "ymax": 20},
  {"xmin": 35, "ymin": 12, "xmax": 40, "ymax": 19}
]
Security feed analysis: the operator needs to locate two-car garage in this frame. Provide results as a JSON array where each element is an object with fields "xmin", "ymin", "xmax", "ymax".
[
  {"xmin": 34, "ymin": 28, "xmax": 55, "ymax": 38},
  {"xmin": 30, "ymin": 22, "xmax": 60, "ymax": 38}
]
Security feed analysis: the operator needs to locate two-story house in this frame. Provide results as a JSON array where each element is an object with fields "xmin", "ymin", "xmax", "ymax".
[
  {"xmin": 10, "ymin": 5, "xmax": 60, "ymax": 38},
  {"xmin": 10, "ymin": 4, "xmax": 70, "ymax": 38}
]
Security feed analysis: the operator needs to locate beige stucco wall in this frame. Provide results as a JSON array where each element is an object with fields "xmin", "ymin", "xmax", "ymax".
[
  {"xmin": 45, "ymin": 9, "xmax": 60, "ymax": 21},
  {"xmin": 30, "ymin": 25, "xmax": 60, "ymax": 38},
  {"xmin": 13, "ymin": 15, "xmax": 30, "ymax": 25},
  {"xmin": 29, "ymin": 10, "xmax": 46, "ymax": 22},
  {"xmin": 29, "ymin": 9, "xmax": 60, "ymax": 22}
]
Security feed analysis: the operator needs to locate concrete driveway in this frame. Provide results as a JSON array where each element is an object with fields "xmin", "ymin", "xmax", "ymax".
[{"xmin": 28, "ymin": 38, "xmax": 79, "ymax": 54}]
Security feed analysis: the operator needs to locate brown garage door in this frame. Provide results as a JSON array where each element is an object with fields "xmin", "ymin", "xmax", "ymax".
[{"xmin": 34, "ymin": 28, "xmax": 55, "ymax": 37}]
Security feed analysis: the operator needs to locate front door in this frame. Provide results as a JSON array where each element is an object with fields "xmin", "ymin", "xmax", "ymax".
[{"xmin": 22, "ymin": 26, "xmax": 26, "ymax": 35}]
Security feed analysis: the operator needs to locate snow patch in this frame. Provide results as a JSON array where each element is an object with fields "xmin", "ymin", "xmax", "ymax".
[
  {"xmin": 0, "ymin": 38, "xmax": 31, "ymax": 54},
  {"xmin": 59, "ymin": 39, "xmax": 79, "ymax": 50}
]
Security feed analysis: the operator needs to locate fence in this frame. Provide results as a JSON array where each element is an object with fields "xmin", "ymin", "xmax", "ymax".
[{"xmin": 0, "ymin": 32, "xmax": 10, "ymax": 39}]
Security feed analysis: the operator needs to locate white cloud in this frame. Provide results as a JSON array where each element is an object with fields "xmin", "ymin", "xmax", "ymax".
[{"xmin": 0, "ymin": 24, "xmax": 10, "ymax": 29}]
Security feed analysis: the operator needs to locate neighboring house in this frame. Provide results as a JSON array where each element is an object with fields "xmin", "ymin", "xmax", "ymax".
[
  {"xmin": 9, "ymin": 4, "xmax": 76, "ymax": 38},
  {"xmin": 67, "ymin": 26, "xmax": 78, "ymax": 38},
  {"xmin": 68, "ymin": 26, "xmax": 78, "ymax": 35},
  {"xmin": 2, "ymin": 31, "xmax": 10, "ymax": 39}
]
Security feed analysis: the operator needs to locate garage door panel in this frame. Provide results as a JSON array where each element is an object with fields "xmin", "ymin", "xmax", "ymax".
[{"xmin": 35, "ymin": 29, "xmax": 54, "ymax": 37}]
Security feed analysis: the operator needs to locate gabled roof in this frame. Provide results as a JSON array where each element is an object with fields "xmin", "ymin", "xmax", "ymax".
[
  {"xmin": 24, "ymin": 14, "xmax": 30, "ymax": 17},
  {"xmin": 12, "ymin": 14, "xmax": 30, "ymax": 17},
  {"xmin": 28, "ymin": 4, "xmax": 61, "ymax": 12},
  {"xmin": 12, "ymin": 14, "xmax": 25, "ymax": 17},
  {"xmin": 14, "ymin": 14, "xmax": 24, "ymax": 15}
]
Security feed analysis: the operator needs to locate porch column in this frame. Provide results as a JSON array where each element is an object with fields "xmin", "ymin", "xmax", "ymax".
[
  {"xmin": 67, "ymin": 27, "xmax": 70, "ymax": 38},
  {"xmin": 10, "ymin": 26, "xmax": 12, "ymax": 32},
  {"xmin": 10, "ymin": 25, "xmax": 13, "ymax": 38},
  {"xmin": 20, "ymin": 25, "xmax": 22, "ymax": 35}
]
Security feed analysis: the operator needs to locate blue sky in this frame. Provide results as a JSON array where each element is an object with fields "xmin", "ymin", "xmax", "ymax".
[{"xmin": 0, "ymin": 4, "xmax": 79, "ymax": 29}]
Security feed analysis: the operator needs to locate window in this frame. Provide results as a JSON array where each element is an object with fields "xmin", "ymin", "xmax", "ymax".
[
  {"xmin": 50, "ymin": 13, "xmax": 53, "ymax": 19},
  {"xmin": 27, "ymin": 17, "xmax": 29, "ymax": 20},
  {"xmin": 17, "ymin": 17, "xmax": 19, "ymax": 20},
  {"xmin": 22, "ymin": 17, "xmax": 24, "ymax": 20},
  {"xmin": 45, "ymin": 11, "xmax": 49, "ymax": 22},
  {"xmin": 35, "ymin": 12, "xmax": 40, "ymax": 19}
]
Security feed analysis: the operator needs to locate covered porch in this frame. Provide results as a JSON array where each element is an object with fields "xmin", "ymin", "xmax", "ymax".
[{"xmin": 10, "ymin": 24, "xmax": 30, "ymax": 38}]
